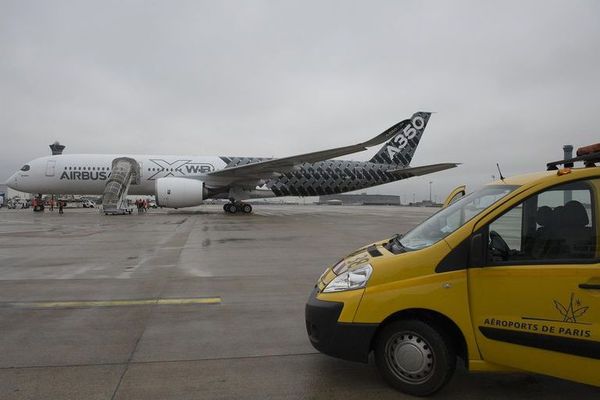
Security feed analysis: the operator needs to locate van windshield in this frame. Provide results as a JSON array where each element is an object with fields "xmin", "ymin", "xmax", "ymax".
[{"xmin": 398, "ymin": 185, "xmax": 519, "ymax": 251}]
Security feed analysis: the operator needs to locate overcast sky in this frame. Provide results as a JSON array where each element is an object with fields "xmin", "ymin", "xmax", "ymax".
[{"xmin": 1, "ymin": 0, "xmax": 599, "ymax": 201}]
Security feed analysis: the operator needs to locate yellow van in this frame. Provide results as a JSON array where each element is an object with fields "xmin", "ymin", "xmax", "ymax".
[{"xmin": 306, "ymin": 145, "xmax": 600, "ymax": 396}]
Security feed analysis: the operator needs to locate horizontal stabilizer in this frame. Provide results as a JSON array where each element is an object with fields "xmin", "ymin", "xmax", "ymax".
[{"xmin": 387, "ymin": 163, "xmax": 459, "ymax": 179}]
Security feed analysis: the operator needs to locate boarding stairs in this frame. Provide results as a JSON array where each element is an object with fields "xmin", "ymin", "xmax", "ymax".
[{"xmin": 102, "ymin": 157, "xmax": 140, "ymax": 215}]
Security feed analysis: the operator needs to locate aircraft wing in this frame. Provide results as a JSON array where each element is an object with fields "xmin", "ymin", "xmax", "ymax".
[
  {"xmin": 204, "ymin": 120, "xmax": 411, "ymax": 184},
  {"xmin": 386, "ymin": 163, "xmax": 459, "ymax": 179}
]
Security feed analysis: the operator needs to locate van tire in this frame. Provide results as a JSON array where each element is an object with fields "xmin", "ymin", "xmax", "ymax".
[{"xmin": 375, "ymin": 319, "xmax": 456, "ymax": 396}]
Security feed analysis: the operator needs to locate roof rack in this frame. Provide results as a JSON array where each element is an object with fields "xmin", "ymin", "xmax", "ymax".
[{"xmin": 547, "ymin": 143, "xmax": 600, "ymax": 170}]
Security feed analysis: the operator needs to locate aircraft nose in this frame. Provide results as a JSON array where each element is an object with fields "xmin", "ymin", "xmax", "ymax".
[{"xmin": 6, "ymin": 172, "xmax": 18, "ymax": 190}]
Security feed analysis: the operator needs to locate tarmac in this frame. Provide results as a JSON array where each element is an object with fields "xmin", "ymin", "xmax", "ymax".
[{"xmin": 0, "ymin": 205, "xmax": 597, "ymax": 400}]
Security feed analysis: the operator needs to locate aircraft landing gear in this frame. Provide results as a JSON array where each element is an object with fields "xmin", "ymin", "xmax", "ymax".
[{"xmin": 224, "ymin": 201, "xmax": 252, "ymax": 214}]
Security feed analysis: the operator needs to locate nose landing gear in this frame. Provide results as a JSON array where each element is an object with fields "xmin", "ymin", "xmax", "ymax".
[{"xmin": 223, "ymin": 201, "xmax": 253, "ymax": 214}]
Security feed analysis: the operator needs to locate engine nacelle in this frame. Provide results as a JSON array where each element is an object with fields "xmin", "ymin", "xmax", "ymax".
[{"xmin": 155, "ymin": 177, "xmax": 206, "ymax": 208}]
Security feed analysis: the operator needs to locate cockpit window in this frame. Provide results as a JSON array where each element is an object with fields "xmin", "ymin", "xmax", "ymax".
[{"xmin": 20, "ymin": 165, "xmax": 30, "ymax": 172}]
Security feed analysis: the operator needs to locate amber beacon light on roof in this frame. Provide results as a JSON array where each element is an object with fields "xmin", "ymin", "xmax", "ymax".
[{"xmin": 547, "ymin": 142, "xmax": 600, "ymax": 171}]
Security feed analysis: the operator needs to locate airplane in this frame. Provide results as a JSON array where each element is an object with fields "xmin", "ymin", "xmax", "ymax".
[{"xmin": 6, "ymin": 111, "xmax": 458, "ymax": 214}]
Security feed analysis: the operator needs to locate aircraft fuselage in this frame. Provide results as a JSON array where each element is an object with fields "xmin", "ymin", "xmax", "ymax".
[{"xmin": 7, "ymin": 154, "xmax": 403, "ymax": 199}]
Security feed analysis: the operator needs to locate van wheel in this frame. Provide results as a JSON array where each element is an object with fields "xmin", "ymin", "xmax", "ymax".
[{"xmin": 375, "ymin": 319, "xmax": 456, "ymax": 396}]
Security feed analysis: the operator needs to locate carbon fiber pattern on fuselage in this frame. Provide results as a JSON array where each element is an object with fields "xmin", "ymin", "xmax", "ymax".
[{"xmin": 219, "ymin": 157, "xmax": 407, "ymax": 197}]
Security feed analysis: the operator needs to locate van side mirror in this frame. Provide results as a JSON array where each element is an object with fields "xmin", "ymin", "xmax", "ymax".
[{"xmin": 469, "ymin": 232, "xmax": 485, "ymax": 267}]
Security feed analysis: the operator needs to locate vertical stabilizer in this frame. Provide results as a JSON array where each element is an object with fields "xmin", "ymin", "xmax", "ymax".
[{"xmin": 369, "ymin": 112, "xmax": 431, "ymax": 166}]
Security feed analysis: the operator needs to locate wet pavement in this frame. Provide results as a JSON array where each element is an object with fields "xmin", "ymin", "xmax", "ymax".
[{"xmin": 0, "ymin": 205, "xmax": 597, "ymax": 399}]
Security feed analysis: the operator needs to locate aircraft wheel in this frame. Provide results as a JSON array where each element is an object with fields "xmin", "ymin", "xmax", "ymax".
[
  {"xmin": 242, "ymin": 204, "xmax": 252, "ymax": 214},
  {"xmin": 224, "ymin": 203, "xmax": 231, "ymax": 213},
  {"xmin": 228, "ymin": 204, "xmax": 238, "ymax": 214}
]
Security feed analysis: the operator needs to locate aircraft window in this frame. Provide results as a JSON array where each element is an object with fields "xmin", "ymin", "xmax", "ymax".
[{"xmin": 20, "ymin": 165, "xmax": 30, "ymax": 171}]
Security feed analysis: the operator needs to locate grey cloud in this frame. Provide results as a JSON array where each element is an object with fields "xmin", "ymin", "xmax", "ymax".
[{"xmin": 1, "ymin": 0, "xmax": 599, "ymax": 200}]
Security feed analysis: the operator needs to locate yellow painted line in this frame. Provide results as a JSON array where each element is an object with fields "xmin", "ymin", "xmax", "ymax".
[{"xmin": 6, "ymin": 297, "xmax": 221, "ymax": 309}]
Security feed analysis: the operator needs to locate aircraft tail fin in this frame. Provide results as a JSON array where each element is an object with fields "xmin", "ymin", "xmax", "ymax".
[{"xmin": 369, "ymin": 111, "xmax": 431, "ymax": 166}]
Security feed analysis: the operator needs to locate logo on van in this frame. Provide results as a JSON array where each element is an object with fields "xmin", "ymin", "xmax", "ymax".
[{"xmin": 553, "ymin": 293, "xmax": 588, "ymax": 324}]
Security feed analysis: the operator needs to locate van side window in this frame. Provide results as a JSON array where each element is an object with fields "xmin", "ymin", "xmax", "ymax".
[{"xmin": 487, "ymin": 179, "xmax": 597, "ymax": 264}]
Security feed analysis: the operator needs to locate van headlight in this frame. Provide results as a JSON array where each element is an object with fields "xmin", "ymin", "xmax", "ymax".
[{"xmin": 323, "ymin": 264, "xmax": 373, "ymax": 293}]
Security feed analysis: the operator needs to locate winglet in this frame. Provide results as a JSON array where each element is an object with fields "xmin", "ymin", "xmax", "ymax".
[{"xmin": 361, "ymin": 112, "xmax": 429, "ymax": 148}]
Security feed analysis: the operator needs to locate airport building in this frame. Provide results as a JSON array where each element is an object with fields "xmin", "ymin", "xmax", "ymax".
[
  {"xmin": 0, "ymin": 183, "xmax": 6, "ymax": 206},
  {"xmin": 319, "ymin": 193, "xmax": 401, "ymax": 205}
]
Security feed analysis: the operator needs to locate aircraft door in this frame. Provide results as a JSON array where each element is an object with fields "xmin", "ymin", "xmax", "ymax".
[{"xmin": 45, "ymin": 160, "xmax": 56, "ymax": 176}]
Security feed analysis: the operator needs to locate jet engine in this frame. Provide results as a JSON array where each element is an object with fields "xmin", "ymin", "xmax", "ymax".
[{"xmin": 155, "ymin": 177, "xmax": 206, "ymax": 208}]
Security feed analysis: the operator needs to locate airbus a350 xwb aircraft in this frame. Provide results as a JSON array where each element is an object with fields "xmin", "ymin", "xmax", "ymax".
[{"xmin": 6, "ymin": 112, "xmax": 458, "ymax": 213}]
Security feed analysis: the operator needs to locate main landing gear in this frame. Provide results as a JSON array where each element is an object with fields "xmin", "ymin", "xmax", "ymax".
[{"xmin": 223, "ymin": 201, "xmax": 253, "ymax": 214}]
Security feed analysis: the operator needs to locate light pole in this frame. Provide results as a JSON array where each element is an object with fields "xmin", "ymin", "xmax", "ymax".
[{"xmin": 429, "ymin": 181, "xmax": 432, "ymax": 202}]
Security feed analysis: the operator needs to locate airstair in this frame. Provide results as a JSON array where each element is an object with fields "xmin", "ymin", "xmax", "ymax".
[{"xmin": 102, "ymin": 157, "xmax": 140, "ymax": 215}]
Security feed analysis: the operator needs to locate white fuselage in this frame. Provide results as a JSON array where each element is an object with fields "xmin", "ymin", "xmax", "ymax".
[{"xmin": 7, "ymin": 154, "xmax": 229, "ymax": 196}]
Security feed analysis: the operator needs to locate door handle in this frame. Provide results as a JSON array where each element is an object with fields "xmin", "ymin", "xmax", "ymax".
[{"xmin": 579, "ymin": 283, "xmax": 600, "ymax": 289}]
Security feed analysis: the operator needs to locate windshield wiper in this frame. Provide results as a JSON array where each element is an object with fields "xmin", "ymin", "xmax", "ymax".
[{"xmin": 387, "ymin": 233, "xmax": 407, "ymax": 254}]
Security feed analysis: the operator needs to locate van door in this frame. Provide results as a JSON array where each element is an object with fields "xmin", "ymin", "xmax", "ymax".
[
  {"xmin": 468, "ymin": 178, "xmax": 600, "ymax": 386},
  {"xmin": 45, "ymin": 160, "xmax": 56, "ymax": 177}
]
